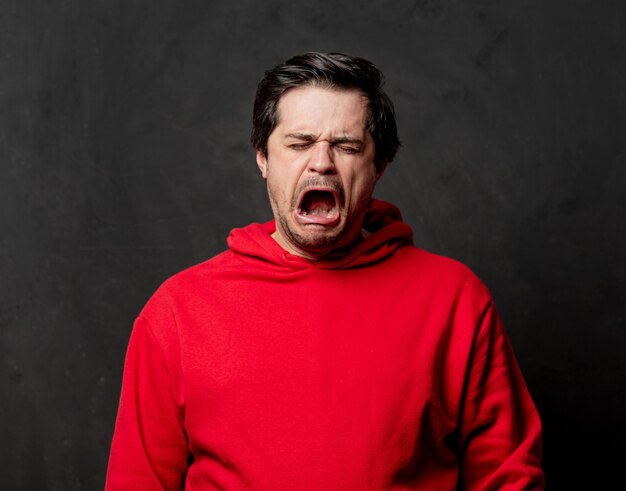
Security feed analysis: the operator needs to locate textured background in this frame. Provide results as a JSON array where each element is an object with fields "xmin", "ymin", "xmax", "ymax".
[{"xmin": 1, "ymin": 0, "xmax": 625, "ymax": 489}]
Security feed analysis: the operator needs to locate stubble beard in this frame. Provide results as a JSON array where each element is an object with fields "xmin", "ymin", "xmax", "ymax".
[
  {"xmin": 277, "ymin": 210, "xmax": 345, "ymax": 252},
  {"xmin": 270, "ymin": 177, "xmax": 347, "ymax": 254}
]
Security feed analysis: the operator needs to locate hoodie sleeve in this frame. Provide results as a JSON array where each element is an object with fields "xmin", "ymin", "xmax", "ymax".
[
  {"xmin": 105, "ymin": 316, "xmax": 190, "ymax": 491},
  {"xmin": 457, "ymin": 302, "xmax": 544, "ymax": 490}
]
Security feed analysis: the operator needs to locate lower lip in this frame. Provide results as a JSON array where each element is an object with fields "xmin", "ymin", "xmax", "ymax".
[{"xmin": 294, "ymin": 211, "xmax": 340, "ymax": 226}]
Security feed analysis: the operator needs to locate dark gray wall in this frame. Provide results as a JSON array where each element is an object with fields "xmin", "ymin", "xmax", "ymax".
[{"xmin": 1, "ymin": 0, "xmax": 624, "ymax": 489}]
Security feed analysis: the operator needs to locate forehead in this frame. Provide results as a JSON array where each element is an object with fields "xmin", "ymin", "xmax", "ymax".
[{"xmin": 274, "ymin": 85, "xmax": 369, "ymax": 136}]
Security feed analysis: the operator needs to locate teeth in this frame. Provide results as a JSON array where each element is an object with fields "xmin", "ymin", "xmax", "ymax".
[{"xmin": 298, "ymin": 208, "xmax": 336, "ymax": 217}]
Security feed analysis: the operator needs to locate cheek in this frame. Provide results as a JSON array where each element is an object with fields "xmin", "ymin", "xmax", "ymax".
[
  {"xmin": 349, "ymin": 170, "xmax": 378, "ymax": 198},
  {"xmin": 266, "ymin": 168, "xmax": 294, "ymax": 205}
]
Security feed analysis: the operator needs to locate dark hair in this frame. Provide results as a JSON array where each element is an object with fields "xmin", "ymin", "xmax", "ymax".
[{"xmin": 251, "ymin": 52, "xmax": 400, "ymax": 171}]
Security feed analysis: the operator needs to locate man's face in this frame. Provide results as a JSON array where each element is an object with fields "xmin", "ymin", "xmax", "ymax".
[{"xmin": 256, "ymin": 85, "xmax": 383, "ymax": 259}]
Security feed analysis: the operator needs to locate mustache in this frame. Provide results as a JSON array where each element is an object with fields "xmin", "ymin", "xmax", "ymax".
[{"xmin": 292, "ymin": 177, "xmax": 345, "ymax": 207}]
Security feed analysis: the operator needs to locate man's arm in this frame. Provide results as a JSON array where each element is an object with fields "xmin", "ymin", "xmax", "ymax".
[
  {"xmin": 457, "ymin": 302, "xmax": 544, "ymax": 490},
  {"xmin": 105, "ymin": 316, "xmax": 190, "ymax": 491}
]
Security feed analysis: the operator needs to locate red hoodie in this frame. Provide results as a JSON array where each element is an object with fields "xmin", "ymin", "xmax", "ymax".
[{"xmin": 105, "ymin": 199, "xmax": 544, "ymax": 490}]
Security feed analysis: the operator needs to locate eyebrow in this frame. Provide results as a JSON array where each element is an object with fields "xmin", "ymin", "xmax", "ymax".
[
  {"xmin": 284, "ymin": 133, "xmax": 317, "ymax": 142},
  {"xmin": 284, "ymin": 133, "xmax": 363, "ymax": 145}
]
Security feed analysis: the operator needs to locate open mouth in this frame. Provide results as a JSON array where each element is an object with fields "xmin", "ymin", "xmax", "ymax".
[{"xmin": 295, "ymin": 188, "xmax": 340, "ymax": 226}]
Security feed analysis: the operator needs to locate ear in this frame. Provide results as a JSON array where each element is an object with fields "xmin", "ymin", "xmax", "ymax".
[
  {"xmin": 256, "ymin": 150, "xmax": 268, "ymax": 179},
  {"xmin": 375, "ymin": 160, "xmax": 388, "ymax": 180}
]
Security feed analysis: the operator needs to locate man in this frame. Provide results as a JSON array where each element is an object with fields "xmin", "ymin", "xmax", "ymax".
[{"xmin": 106, "ymin": 52, "xmax": 544, "ymax": 490}]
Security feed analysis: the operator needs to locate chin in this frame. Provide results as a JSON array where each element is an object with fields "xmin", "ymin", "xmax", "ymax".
[
  {"xmin": 294, "ymin": 229, "xmax": 343, "ymax": 251},
  {"xmin": 285, "ymin": 221, "xmax": 347, "ymax": 253}
]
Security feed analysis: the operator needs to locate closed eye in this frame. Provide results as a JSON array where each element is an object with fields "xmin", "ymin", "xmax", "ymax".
[
  {"xmin": 335, "ymin": 144, "xmax": 360, "ymax": 154},
  {"xmin": 288, "ymin": 142, "xmax": 314, "ymax": 150}
]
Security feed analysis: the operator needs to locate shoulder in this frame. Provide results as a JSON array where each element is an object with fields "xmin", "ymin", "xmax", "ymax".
[
  {"xmin": 161, "ymin": 249, "xmax": 237, "ymax": 292},
  {"xmin": 136, "ymin": 249, "xmax": 237, "ymax": 329},
  {"xmin": 395, "ymin": 245, "xmax": 493, "ymax": 306}
]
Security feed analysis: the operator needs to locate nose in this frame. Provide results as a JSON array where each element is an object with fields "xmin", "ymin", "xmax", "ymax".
[{"xmin": 307, "ymin": 141, "xmax": 336, "ymax": 175}]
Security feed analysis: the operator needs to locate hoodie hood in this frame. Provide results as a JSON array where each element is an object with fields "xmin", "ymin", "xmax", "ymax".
[{"xmin": 227, "ymin": 199, "xmax": 413, "ymax": 270}]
